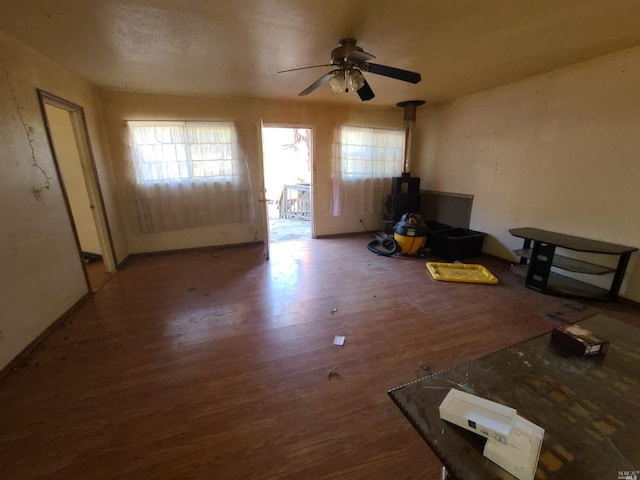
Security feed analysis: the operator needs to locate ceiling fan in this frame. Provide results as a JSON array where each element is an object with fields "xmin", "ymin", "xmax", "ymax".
[{"xmin": 277, "ymin": 38, "xmax": 421, "ymax": 101}]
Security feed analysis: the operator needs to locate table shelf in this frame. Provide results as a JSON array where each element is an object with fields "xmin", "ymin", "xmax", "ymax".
[
  {"xmin": 509, "ymin": 227, "xmax": 637, "ymax": 302},
  {"xmin": 513, "ymin": 248, "xmax": 615, "ymax": 275},
  {"xmin": 510, "ymin": 265, "xmax": 610, "ymax": 300}
]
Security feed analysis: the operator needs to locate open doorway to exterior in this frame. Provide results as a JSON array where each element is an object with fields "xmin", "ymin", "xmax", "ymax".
[
  {"xmin": 38, "ymin": 90, "xmax": 117, "ymax": 292},
  {"xmin": 261, "ymin": 126, "xmax": 313, "ymax": 243}
]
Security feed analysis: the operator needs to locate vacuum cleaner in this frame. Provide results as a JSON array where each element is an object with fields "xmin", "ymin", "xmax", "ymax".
[
  {"xmin": 367, "ymin": 213, "xmax": 427, "ymax": 257},
  {"xmin": 393, "ymin": 213, "xmax": 427, "ymax": 254}
]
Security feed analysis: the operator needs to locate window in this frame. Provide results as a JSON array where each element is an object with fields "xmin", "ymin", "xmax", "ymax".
[
  {"xmin": 128, "ymin": 121, "xmax": 241, "ymax": 184},
  {"xmin": 338, "ymin": 126, "xmax": 404, "ymax": 180},
  {"xmin": 125, "ymin": 121, "xmax": 254, "ymax": 233},
  {"xmin": 331, "ymin": 125, "xmax": 405, "ymax": 216}
]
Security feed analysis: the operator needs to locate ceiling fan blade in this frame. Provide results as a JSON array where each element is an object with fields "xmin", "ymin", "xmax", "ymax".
[
  {"xmin": 278, "ymin": 64, "xmax": 332, "ymax": 74},
  {"xmin": 348, "ymin": 50, "xmax": 375, "ymax": 64},
  {"xmin": 299, "ymin": 70, "xmax": 339, "ymax": 96},
  {"xmin": 364, "ymin": 62, "xmax": 421, "ymax": 84},
  {"xmin": 357, "ymin": 78, "xmax": 375, "ymax": 101}
]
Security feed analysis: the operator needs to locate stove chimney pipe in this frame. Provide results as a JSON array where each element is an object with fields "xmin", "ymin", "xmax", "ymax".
[{"xmin": 397, "ymin": 100, "xmax": 425, "ymax": 175}]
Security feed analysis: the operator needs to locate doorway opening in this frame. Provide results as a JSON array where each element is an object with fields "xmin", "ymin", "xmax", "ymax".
[
  {"xmin": 261, "ymin": 126, "xmax": 313, "ymax": 243},
  {"xmin": 38, "ymin": 90, "xmax": 117, "ymax": 292}
]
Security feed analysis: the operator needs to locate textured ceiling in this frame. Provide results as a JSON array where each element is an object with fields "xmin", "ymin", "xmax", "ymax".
[{"xmin": 2, "ymin": 0, "xmax": 640, "ymax": 106}]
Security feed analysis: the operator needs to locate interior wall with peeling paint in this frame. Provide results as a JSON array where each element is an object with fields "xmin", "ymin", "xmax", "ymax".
[
  {"xmin": 414, "ymin": 45, "xmax": 640, "ymax": 302},
  {"xmin": 0, "ymin": 31, "xmax": 125, "ymax": 370}
]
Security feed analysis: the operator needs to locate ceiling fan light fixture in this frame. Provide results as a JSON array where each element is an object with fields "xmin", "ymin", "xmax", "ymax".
[
  {"xmin": 349, "ymin": 69, "xmax": 365, "ymax": 91},
  {"xmin": 330, "ymin": 71, "xmax": 346, "ymax": 92},
  {"xmin": 283, "ymin": 38, "xmax": 421, "ymax": 100}
]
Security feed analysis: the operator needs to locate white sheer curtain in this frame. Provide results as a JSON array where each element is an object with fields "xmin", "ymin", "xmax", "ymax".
[
  {"xmin": 126, "ymin": 121, "xmax": 254, "ymax": 233},
  {"xmin": 331, "ymin": 125, "xmax": 404, "ymax": 216}
]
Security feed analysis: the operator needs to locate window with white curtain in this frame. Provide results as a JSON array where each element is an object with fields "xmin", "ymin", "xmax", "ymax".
[
  {"xmin": 126, "ymin": 121, "xmax": 254, "ymax": 233},
  {"xmin": 332, "ymin": 125, "xmax": 404, "ymax": 216},
  {"xmin": 128, "ymin": 121, "xmax": 240, "ymax": 184}
]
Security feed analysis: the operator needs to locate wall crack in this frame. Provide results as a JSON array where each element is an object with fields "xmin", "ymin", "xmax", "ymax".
[{"xmin": 3, "ymin": 66, "xmax": 52, "ymax": 200}]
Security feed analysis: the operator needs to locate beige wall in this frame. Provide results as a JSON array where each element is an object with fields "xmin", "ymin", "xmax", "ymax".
[
  {"xmin": 414, "ymin": 45, "xmax": 640, "ymax": 301},
  {"xmin": 0, "ymin": 31, "xmax": 125, "ymax": 370},
  {"xmin": 99, "ymin": 91, "xmax": 404, "ymax": 253}
]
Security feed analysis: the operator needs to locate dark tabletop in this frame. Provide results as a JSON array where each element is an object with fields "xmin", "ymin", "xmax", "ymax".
[
  {"xmin": 509, "ymin": 227, "xmax": 637, "ymax": 254},
  {"xmin": 388, "ymin": 314, "xmax": 640, "ymax": 480}
]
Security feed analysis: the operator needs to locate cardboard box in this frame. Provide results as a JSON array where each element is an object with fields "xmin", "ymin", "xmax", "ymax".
[
  {"xmin": 550, "ymin": 324, "xmax": 609, "ymax": 357},
  {"xmin": 439, "ymin": 389, "xmax": 517, "ymax": 445},
  {"xmin": 483, "ymin": 415, "xmax": 545, "ymax": 480}
]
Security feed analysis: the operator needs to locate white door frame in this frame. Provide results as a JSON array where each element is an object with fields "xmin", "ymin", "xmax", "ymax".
[
  {"xmin": 38, "ymin": 90, "xmax": 117, "ymax": 285},
  {"xmin": 260, "ymin": 123, "xmax": 316, "ymax": 239},
  {"xmin": 256, "ymin": 119, "xmax": 270, "ymax": 260}
]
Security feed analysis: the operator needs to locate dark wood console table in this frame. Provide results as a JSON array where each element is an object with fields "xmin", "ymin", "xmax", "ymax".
[{"xmin": 509, "ymin": 227, "xmax": 637, "ymax": 301}]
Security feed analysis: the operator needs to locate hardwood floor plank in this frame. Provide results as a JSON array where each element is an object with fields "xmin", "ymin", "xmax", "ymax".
[{"xmin": 1, "ymin": 235, "xmax": 638, "ymax": 479}]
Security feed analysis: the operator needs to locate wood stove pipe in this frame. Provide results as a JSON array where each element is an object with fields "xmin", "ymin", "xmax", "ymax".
[{"xmin": 397, "ymin": 100, "xmax": 425, "ymax": 175}]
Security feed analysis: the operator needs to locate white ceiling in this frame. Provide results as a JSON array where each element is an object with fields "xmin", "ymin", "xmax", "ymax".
[{"xmin": 2, "ymin": 0, "xmax": 640, "ymax": 107}]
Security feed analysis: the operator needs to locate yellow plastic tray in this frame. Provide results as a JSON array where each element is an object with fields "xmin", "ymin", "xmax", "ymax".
[{"xmin": 426, "ymin": 262, "xmax": 498, "ymax": 284}]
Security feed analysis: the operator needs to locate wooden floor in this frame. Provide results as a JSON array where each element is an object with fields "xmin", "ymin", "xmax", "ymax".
[
  {"xmin": 84, "ymin": 259, "xmax": 116, "ymax": 293},
  {"xmin": 1, "ymin": 235, "xmax": 638, "ymax": 480}
]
